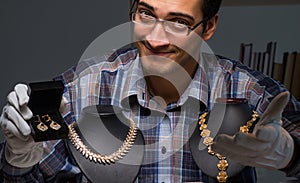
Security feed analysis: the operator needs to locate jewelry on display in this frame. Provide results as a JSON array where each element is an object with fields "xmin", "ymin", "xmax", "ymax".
[
  {"xmin": 42, "ymin": 114, "xmax": 52, "ymax": 123},
  {"xmin": 42, "ymin": 114, "xmax": 61, "ymax": 130},
  {"xmin": 68, "ymin": 119, "xmax": 138, "ymax": 164},
  {"xmin": 50, "ymin": 121, "xmax": 61, "ymax": 130},
  {"xmin": 34, "ymin": 115, "xmax": 48, "ymax": 132},
  {"xmin": 198, "ymin": 111, "xmax": 258, "ymax": 183}
]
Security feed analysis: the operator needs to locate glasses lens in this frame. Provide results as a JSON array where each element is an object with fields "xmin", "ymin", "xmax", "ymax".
[
  {"xmin": 164, "ymin": 21, "xmax": 189, "ymax": 36},
  {"xmin": 133, "ymin": 13, "xmax": 155, "ymax": 27}
]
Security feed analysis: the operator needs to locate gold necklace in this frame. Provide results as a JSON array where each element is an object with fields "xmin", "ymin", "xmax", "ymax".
[
  {"xmin": 198, "ymin": 111, "xmax": 258, "ymax": 183},
  {"xmin": 68, "ymin": 119, "xmax": 138, "ymax": 164}
]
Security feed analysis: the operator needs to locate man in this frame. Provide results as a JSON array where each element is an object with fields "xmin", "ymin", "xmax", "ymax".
[{"xmin": 0, "ymin": 0, "xmax": 299, "ymax": 182}]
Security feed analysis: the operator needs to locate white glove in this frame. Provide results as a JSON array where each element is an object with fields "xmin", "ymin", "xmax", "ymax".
[
  {"xmin": 212, "ymin": 91, "xmax": 295, "ymax": 170},
  {"xmin": 0, "ymin": 84, "xmax": 42, "ymax": 168},
  {"xmin": 0, "ymin": 83, "xmax": 68, "ymax": 168}
]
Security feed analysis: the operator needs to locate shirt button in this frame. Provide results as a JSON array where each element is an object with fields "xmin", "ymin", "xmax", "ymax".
[{"xmin": 161, "ymin": 146, "xmax": 167, "ymax": 154}]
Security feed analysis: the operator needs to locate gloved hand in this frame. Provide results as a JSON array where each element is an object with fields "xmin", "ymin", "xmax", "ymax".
[
  {"xmin": 0, "ymin": 83, "xmax": 68, "ymax": 168},
  {"xmin": 0, "ymin": 84, "xmax": 42, "ymax": 168},
  {"xmin": 212, "ymin": 91, "xmax": 294, "ymax": 170}
]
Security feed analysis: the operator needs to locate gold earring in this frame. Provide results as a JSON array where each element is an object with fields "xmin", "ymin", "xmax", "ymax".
[
  {"xmin": 42, "ymin": 114, "xmax": 51, "ymax": 123},
  {"xmin": 42, "ymin": 114, "xmax": 61, "ymax": 130},
  {"xmin": 50, "ymin": 120, "xmax": 61, "ymax": 130},
  {"xmin": 35, "ymin": 115, "xmax": 48, "ymax": 132}
]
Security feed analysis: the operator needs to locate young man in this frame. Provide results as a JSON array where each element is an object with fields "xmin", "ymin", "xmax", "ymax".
[{"xmin": 0, "ymin": 0, "xmax": 299, "ymax": 182}]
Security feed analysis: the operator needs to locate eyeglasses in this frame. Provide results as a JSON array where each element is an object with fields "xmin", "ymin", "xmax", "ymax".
[{"xmin": 130, "ymin": 12, "xmax": 205, "ymax": 36}]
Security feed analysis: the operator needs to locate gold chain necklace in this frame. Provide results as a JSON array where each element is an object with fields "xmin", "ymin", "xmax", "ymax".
[
  {"xmin": 68, "ymin": 119, "xmax": 137, "ymax": 164},
  {"xmin": 198, "ymin": 111, "xmax": 258, "ymax": 182}
]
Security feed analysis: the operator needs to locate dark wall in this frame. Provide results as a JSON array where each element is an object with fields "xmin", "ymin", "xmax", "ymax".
[{"xmin": 0, "ymin": 0, "xmax": 130, "ymax": 107}]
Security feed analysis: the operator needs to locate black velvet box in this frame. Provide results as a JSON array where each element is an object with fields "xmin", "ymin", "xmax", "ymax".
[{"xmin": 27, "ymin": 80, "xmax": 68, "ymax": 142}]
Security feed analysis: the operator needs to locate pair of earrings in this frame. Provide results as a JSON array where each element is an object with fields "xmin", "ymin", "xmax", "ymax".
[{"xmin": 34, "ymin": 114, "xmax": 61, "ymax": 132}]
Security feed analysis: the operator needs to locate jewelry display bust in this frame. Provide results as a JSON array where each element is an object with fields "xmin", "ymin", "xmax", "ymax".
[
  {"xmin": 67, "ymin": 105, "xmax": 145, "ymax": 183},
  {"xmin": 189, "ymin": 98, "xmax": 258, "ymax": 181}
]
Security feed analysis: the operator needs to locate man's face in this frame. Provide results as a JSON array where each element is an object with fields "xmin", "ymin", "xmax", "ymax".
[{"xmin": 133, "ymin": 0, "xmax": 207, "ymax": 77}]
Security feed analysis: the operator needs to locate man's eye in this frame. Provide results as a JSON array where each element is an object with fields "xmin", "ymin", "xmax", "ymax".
[
  {"xmin": 139, "ymin": 10, "xmax": 154, "ymax": 17},
  {"xmin": 174, "ymin": 19, "xmax": 189, "ymax": 26}
]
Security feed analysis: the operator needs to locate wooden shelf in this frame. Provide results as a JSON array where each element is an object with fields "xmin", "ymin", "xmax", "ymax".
[{"xmin": 222, "ymin": 0, "xmax": 300, "ymax": 6}]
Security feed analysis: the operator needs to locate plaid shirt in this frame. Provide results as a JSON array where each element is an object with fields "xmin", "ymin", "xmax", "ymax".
[{"xmin": 1, "ymin": 47, "xmax": 299, "ymax": 183}]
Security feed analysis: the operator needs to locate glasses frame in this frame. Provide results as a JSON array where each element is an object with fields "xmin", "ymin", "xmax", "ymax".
[{"xmin": 130, "ymin": 12, "xmax": 207, "ymax": 36}]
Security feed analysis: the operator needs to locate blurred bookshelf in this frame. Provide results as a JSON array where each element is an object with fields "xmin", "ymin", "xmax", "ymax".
[{"xmin": 239, "ymin": 42, "xmax": 300, "ymax": 101}]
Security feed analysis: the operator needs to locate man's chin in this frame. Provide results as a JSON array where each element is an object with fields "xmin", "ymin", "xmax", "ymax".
[
  {"xmin": 141, "ymin": 57, "xmax": 183, "ymax": 75},
  {"xmin": 140, "ymin": 54, "xmax": 175, "ymax": 62}
]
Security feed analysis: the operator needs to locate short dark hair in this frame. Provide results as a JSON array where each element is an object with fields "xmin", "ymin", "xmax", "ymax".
[
  {"xmin": 201, "ymin": 0, "xmax": 222, "ymax": 32},
  {"xmin": 202, "ymin": 0, "xmax": 222, "ymax": 20},
  {"xmin": 130, "ymin": 0, "xmax": 222, "ymax": 19}
]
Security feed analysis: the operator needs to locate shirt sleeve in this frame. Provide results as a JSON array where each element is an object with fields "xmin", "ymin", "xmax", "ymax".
[
  {"xmin": 0, "ymin": 139, "xmax": 82, "ymax": 183},
  {"xmin": 280, "ymin": 98, "xmax": 300, "ymax": 178}
]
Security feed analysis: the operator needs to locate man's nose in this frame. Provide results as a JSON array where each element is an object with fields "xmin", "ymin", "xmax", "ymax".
[{"xmin": 145, "ymin": 22, "xmax": 170, "ymax": 48}]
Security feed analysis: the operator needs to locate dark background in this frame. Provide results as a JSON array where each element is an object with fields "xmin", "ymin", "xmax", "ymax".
[{"xmin": 0, "ymin": 0, "xmax": 130, "ymax": 107}]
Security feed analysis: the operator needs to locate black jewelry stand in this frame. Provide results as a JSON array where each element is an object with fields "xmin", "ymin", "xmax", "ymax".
[
  {"xmin": 189, "ymin": 98, "xmax": 254, "ymax": 179},
  {"xmin": 67, "ymin": 105, "xmax": 145, "ymax": 183}
]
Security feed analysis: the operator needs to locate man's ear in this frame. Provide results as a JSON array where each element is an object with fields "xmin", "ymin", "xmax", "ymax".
[{"xmin": 202, "ymin": 14, "xmax": 218, "ymax": 41}]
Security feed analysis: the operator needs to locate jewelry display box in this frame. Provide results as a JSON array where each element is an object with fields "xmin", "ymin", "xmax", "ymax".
[{"xmin": 27, "ymin": 80, "xmax": 68, "ymax": 142}]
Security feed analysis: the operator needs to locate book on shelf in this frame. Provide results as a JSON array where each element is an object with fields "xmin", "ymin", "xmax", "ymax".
[
  {"xmin": 257, "ymin": 52, "xmax": 263, "ymax": 73},
  {"xmin": 239, "ymin": 43, "xmax": 253, "ymax": 67},
  {"xmin": 291, "ymin": 53, "xmax": 300, "ymax": 100},
  {"xmin": 259, "ymin": 41, "xmax": 277, "ymax": 77},
  {"xmin": 272, "ymin": 52, "xmax": 288, "ymax": 83},
  {"xmin": 251, "ymin": 52, "xmax": 258, "ymax": 70},
  {"xmin": 262, "ymin": 52, "xmax": 270, "ymax": 75},
  {"xmin": 239, "ymin": 41, "xmax": 277, "ymax": 77},
  {"xmin": 238, "ymin": 41, "xmax": 299, "ymax": 100},
  {"xmin": 272, "ymin": 51, "xmax": 300, "ymax": 100},
  {"xmin": 283, "ymin": 52, "xmax": 297, "ymax": 91},
  {"xmin": 267, "ymin": 42, "xmax": 277, "ymax": 77},
  {"xmin": 272, "ymin": 63, "xmax": 284, "ymax": 83}
]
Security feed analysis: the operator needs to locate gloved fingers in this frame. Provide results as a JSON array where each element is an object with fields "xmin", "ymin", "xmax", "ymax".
[
  {"xmin": 224, "ymin": 150, "xmax": 281, "ymax": 169},
  {"xmin": 212, "ymin": 146, "xmax": 276, "ymax": 169},
  {"xmin": 0, "ymin": 117, "xmax": 28, "ymax": 139},
  {"xmin": 210, "ymin": 145, "xmax": 258, "ymax": 167},
  {"xmin": 212, "ymin": 133, "xmax": 270, "ymax": 157},
  {"xmin": 19, "ymin": 105, "xmax": 33, "ymax": 120},
  {"xmin": 7, "ymin": 91, "xmax": 20, "ymax": 111},
  {"xmin": 253, "ymin": 155, "xmax": 283, "ymax": 169},
  {"xmin": 212, "ymin": 134, "xmax": 256, "ymax": 157},
  {"xmin": 211, "ymin": 139, "xmax": 256, "ymax": 163},
  {"xmin": 14, "ymin": 84, "xmax": 30, "ymax": 106},
  {"xmin": 257, "ymin": 91, "xmax": 289, "ymax": 126},
  {"xmin": 254, "ymin": 123, "xmax": 280, "ymax": 142},
  {"xmin": 3, "ymin": 105, "xmax": 31, "ymax": 136},
  {"xmin": 7, "ymin": 91, "xmax": 32, "ymax": 120}
]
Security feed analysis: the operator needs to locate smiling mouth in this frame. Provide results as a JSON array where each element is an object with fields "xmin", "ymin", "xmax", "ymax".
[
  {"xmin": 143, "ymin": 44, "xmax": 175, "ymax": 57},
  {"xmin": 147, "ymin": 49, "xmax": 172, "ymax": 57}
]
